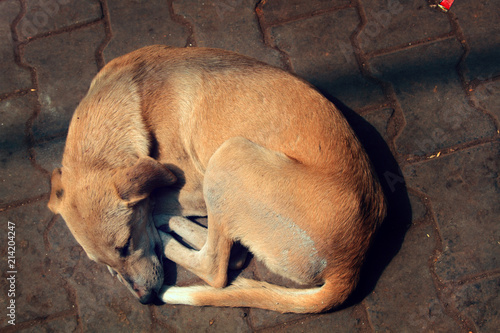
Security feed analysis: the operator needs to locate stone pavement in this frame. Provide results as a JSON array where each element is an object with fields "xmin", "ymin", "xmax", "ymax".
[{"xmin": 0, "ymin": 0, "xmax": 498, "ymax": 331}]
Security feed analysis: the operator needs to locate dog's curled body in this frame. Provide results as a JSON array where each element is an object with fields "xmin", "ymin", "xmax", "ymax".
[{"xmin": 48, "ymin": 46, "xmax": 386, "ymax": 312}]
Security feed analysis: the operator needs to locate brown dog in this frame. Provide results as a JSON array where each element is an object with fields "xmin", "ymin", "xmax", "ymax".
[{"xmin": 48, "ymin": 45, "xmax": 386, "ymax": 312}]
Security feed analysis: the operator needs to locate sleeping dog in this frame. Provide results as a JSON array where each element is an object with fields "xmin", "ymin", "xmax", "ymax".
[{"xmin": 48, "ymin": 46, "xmax": 386, "ymax": 313}]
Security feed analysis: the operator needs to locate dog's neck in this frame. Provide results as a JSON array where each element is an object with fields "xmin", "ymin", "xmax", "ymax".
[{"xmin": 63, "ymin": 75, "xmax": 150, "ymax": 171}]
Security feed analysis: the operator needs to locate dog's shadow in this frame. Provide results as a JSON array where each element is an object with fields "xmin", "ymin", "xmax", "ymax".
[{"xmin": 326, "ymin": 95, "xmax": 412, "ymax": 308}]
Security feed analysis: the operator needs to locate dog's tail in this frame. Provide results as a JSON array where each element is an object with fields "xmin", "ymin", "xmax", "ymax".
[{"xmin": 160, "ymin": 277, "xmax": 349, "ymax": 313}]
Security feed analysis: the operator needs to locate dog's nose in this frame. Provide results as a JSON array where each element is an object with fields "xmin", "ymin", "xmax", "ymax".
[
  {"xmin": 137, "ymin": 288, "xmax": 157, "ymax": 305},
  {"xmin": 134, "ymin": 282, "xmax": 158, "ymax": 304}
]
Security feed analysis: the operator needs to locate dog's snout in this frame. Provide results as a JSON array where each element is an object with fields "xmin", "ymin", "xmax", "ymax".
[{"xmin": 136, "ymin": 285, "xmax": 157, "ymax": 305}]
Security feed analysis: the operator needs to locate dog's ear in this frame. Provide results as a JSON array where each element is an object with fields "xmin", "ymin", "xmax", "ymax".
[
  {"xmin": 48, "ymin": 168, "xmax": 64, "ymax": 214},
  {"xmin": 113, "ymin": 157, "xmax": 177, "ymax": 206}
]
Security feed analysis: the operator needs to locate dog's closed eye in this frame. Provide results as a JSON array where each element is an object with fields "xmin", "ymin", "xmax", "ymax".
[{"xmin": 116, "ymin": 237, "xmax": 131, "ymax": 258}]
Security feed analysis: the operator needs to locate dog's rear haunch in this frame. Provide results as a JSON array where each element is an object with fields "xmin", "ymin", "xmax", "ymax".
[{"xmin": 48, "ymin": 45, "xmax": 386, "ymax": 313}]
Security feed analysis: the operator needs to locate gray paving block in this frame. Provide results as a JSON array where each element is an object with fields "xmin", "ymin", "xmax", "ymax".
[
  {"xmin": 24, "ymin": 24, "xmax": 105, "ymax": 142},
  {"xmin": 454, "ymin": 277, "xmax": 500, "ymax": 333},
  {"xmin": 0, "ymin": 94, "xmax": 37, "ymax": 153},
  {"xmin": 0, "ymin": 0, "xmax": 32, "ymax": 95},
  {"xmin": 172, "ymin": 0, "xmax": 283, "ymax": 68},
  {"xmin": 0, "ymin": 149, "xmax": 48, "ymax": 207},
  {"xmin": 473, "ymin": 79, "xmax": 500, "ymax": 123},
  {"xmin": 454, "ymin": 0, "xmax": 500, "ymax": 81},
  {"xmin": 405, "ymin": 142, "xmax": 500, "ymax": 281},
  {"xmin": 364, "ymin": 223, "xmax": 460, "ymax": 331},
  {"xmin": 154, "ymin": 304, "xmax": 252, "ymax": 332},
  {"xmin": 104, "ymin": 0, "xmax": 189, "ymax": 62},
  {"xmin": 271, "ymin": 8, "xmax": 386, "ymax": 110},
  {"xmin": 259, "ymin": 0, "xmax": 350, "ymax": 24},
  {"xmin": 17, "ymin": 0, "xmax": 101, "ymax": 40},
  {"xmin": 257, "ymin": 306, "xmax": 365, "ymax": 333},
  {"xmin": 358, "ymin": 0, "xmax": 451, "ymax": 53},
  {"xmin": 0, "ymin": 203, "xmax": 71, "ymax": 327},
  {"xmin": 370, "ymin": 38, "xmax": 497, "ymax": 156}
]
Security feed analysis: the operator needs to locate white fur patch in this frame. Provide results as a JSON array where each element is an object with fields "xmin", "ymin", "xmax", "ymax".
[{"xmin": 160, "ymin": 285, "xmax": 205, "ymax": 305}]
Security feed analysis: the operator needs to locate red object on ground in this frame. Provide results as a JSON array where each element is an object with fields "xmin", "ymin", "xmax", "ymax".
[{"xmin": 438, "ymin": 0, "xmax": 455, "ymax": 12}]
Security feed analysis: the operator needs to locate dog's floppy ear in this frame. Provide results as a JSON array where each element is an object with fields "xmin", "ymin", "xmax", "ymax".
[
  {"xmin": 113, "ymin": 156, "xmax": 177, "ymax": 206},
  {"xmin": 48, "ymin": 168, "xmax": 64, "ymax": 214}
]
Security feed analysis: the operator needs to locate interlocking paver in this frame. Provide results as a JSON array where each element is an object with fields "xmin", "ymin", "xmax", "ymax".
[
  {"xmin": 154, "ymin": 304, "xmax": 251, "ymax": 332},
  {"xmin": 270, "ymin": 8, "xmax": 386, "ymax": 110},
  {"xmin": 259, "ymin": 0, "xmax": 350, "ymax": 24},
  {"xmin": 172, "ymin": 0, "xmax": 283, "ymax": 68},
  {"xmin": 257, "ymin": 305, "xmax": 365, "ymax": 333},
  {"xmin": 23, "ymin": 23, "xmax": 105, "ymax": 142},
  {"xmin": 15, "ymin": 316, "xmax": 78, "ymax": 333},
  {"xmin": 454, "ymin": 277, "xmax": 500, "ymax": 332},
  {"xmin": 453, "ymin": 0, "xmax": 500, "ymax": 81},
  {"xmin": 360, "ymin": 108, "xmax": 394, "ymax": 144},
  {"xmin": 369, "ymin": 37, "xmax": 497, "ymax": 156},
  {"xmin": 0, "ymin": 203, "xmax": 71, "ymax": 324},
  {"xmin": 67, "ymin": 254, "xmax": 154, "ymax": 331},
  {"xmin": 0, "ymin": 148, "xmax": 47, "ymax": 207},
  {"xmin": 17, "ymin": 0, "xmax": 101, "ymax": 40},
  {"xmin": 0, "ymin": 0, "xmax": 31, "ymax": 95},
  {"xmin": 364, "ymin": 222, "xmax": 461, "ymax": 331},
  {"xmin": 473, "ymin": 79, "xmax": 500, "ymax": 123},
  {"xmin": 104, "ymin": 0, "xmax": 189, "ymax": 62},
  {"xmin": 0, "ymin": 0, "xmax": 498, "ymax": 332},
  {"xmin": 0, "ymin": 95, "xmax": 37, "ymax": 153},
  {"xmin": 405, "ymin": 142, "xmax": 500, "ymax": 282},
  {"xmin": 33, "ymin": 137, "xmax": 65, "ymax": 174},
  {"xmin": 358, "ymin": 0, "xmax": 451, "ymax": 54}
]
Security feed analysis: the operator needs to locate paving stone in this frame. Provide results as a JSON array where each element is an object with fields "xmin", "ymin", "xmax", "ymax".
[
  {"xmin": 34, "ymin": 137, "xmax": 65, "ymax": 174},
  {"xmin": 453, "ymin": 276, "xmax": 500, "ymax": 333},
  {"xmin": 360, "ymin": 108, "xmax": 393, "ymax": 144},
  {"xmin": 271, "ymin": 9, "xmax": 386, "ymax": 110},
  {"xmin": 0, "ymin": 0, "xmax": 32, "ymax": 94},
  {"xmin": 16, "ymin": 316, "xmax": 78, "ymax": 333},
  {"xmin": 454, "ymin": 0, "xmax": 500, "ymax": 81},
  {"xmin": 473, "ymin": 79, "xmax": 500, "ymax": 122},
  {"xmin": 172, "ymin": 0, "xmax": 283, "ymax": 68},
  {"xmin": 0, "ymin": 149, "xmax": 48, "ymax": 207},
  {"xmin": 0, "ymin": 94, "xmax": 37, "ymax": 153},
  {"xmin": 404, "ymin": 142, "xmax": 500, "ymax": 281},
  {"xmin": 0, "ymin": 202, "xmax": 72, "ymax": 327},
  {"xmin": 358, "ymin": 0, "xmax": 451, "ymax": 53},
  {"xmin": 370, "ymin": 38, "xmax": 497, "ymax": 156},
  {"xmin": 257, "ymin": 306, "xmax": 366, "ymax": 333},
  {"xmin": 67, "ymin": 259, "xmax": 153, "ymax": 331},
  {"xmin": 259, "ymin": 0, "xmax": 350, "ymax": 24},
  {"xmin": 154, "ymin": 304, "xmax": 251, "ymax": 332},
  {"xmin": 44, "ymin": 212, "xmax": 153, "ymax": 331},
  {"xmin": 407, "ymin": 191, "xmax": 428, "ymax": 223},
  {"xmin": 23, "ymin": 24, "xmax": 105, "ymax": 142},
  {"xmin": 364, "ymin": 222, "xmax": 460, "ymax": 331},
  {"xmin": 17, "ymin": 0, "xmax": 101, "ymax": 40},
  {"xmin": 103, "ymin": 0, "xmax": 189, "ymax": 62}
]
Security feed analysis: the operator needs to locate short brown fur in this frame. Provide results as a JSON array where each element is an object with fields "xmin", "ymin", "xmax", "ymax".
[{"xmin": 48, "ymin": 46, "xmax": 386, "ymax": 312}]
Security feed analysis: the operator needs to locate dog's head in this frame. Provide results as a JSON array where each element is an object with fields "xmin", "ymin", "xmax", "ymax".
[{"xmin": 48, "ymin": 157, "xmax": 177, "ymax": 304}]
